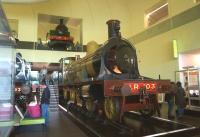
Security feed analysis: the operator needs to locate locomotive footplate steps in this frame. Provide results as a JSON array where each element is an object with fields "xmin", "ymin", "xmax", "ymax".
[{"xmin": 59, "ymin": 104, "xmax": 200, "ymax": 137}]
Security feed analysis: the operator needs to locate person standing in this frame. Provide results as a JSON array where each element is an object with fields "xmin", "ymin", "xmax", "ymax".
[
  {"xmin": 175, "ymin": 81, "xmax": 186, "ymax": 118},
  {"xmin": 41, "ymin": 81, "xmax": 50, "ymax": 125},
  {"xmin": 166, "ymin": 82, "xmax": 176, "ymax": 119},
  {"xmin": 153, "ymin": 94, "xmax": 161, "ymax": 117},
  {"xmin": 40, "ymin": 66, "xmax": 47, "ymax": 83}
]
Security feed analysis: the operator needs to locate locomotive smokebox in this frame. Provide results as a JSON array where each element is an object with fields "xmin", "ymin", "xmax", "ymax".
[{"xmin": 106, "ymin": 20, "xmax": 121, "ymax": 39}]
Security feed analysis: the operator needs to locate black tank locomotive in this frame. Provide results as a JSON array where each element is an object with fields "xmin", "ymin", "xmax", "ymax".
[
  {"xmin": 61, "ymin": 20, "xmax": 170, "ymax": 122},
  {"xmin": 47, "ymin": 19, "xmax": 73, "ymax": 51}
]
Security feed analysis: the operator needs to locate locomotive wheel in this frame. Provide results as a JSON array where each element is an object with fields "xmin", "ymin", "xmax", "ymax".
[
  {"xmin": 63, "ymin": 89, "xmax": 68, "ymax": 100},
  {"xmin": 104, "ymin": 97, "xmax": 120, "ymax": 121},
  {"xmin": 21, "ymin": 85, "xmax": 31, "ymax": 95},
  {"xmin": 76, "ymin": 92, "xmax": 81, "ymax": 106},
  {"xmin": 70, "ymin": 90, "xmax": 76, "ymax": 103},
  {"xmin": 139, "ymin": 108, "xmax": 153, "ymax": 117},
  {"xmin": 85, "ymin": 98, "xmax": 93, "ymax": 112},
  {"xmin": 139, "ymin": 101, "xmax": 154, "ymax": 117}
]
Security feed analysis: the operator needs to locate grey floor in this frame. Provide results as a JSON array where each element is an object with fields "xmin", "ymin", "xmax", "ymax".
[
  {"xmin": 11, "ymin": 103, "xmax": 200, "ymax": 137},
  {"xmin": 159, "ymin": 103, "xmax": 200, "ymax": 137},
  {"xmin": 159, "ymin": 103, "xmax": 200, "ymax": 127},
  {"xmin": 11, "ymin": 110, "xmax": 88, "ymax": 137}
]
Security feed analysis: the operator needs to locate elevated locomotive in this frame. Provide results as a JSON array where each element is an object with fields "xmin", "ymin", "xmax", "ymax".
[
  {"xmin": 60, "ymin": 20, "xmax": 170, "ymax": 122},
  {"xmin": 47, "ymin": 19, "xmax": 74, "ymax": 51}
]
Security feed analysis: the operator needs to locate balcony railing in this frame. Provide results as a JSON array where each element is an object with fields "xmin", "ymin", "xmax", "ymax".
[{"xmin": 15, "ymin": 41, "xmax": 86, "ymax": 52}]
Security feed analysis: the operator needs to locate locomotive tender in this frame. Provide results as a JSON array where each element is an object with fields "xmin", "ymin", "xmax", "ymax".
[{"xmin": 61, "ymin": 20, "xmax": 170, "ymax": 122}]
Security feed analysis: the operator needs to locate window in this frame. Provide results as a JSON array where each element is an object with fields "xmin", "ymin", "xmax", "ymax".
[
  {"xmin": 144, "ymin": 1, "xmax": 169, "ymax": 27},
  {"xmin": 194, "ymin": 0, "xmax": 200, "ymax": 3}
]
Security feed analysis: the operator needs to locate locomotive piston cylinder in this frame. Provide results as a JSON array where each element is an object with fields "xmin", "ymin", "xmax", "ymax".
[
  {"xmin": 113, "ymin": 85, "xmax": 132, "ymax": 96},
  {"xmin": 120, "ymin": 85, "xmax": 132, "ymax": 96}
]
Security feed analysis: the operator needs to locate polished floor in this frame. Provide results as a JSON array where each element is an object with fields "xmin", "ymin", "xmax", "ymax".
[
  {"xmin": 157, "ymin": 103, "xmax": 200, "ymax": 137},
  {"xmin": 10, "ymin": 103, "xmax": 200, "ymax": 137},
  {"xmin": 11, "ymin": 110, "xmax": 88, "ymax": 137},
  {"xmin": 159, "ymin": 103, "xmax": 200, "ymax": 127}
]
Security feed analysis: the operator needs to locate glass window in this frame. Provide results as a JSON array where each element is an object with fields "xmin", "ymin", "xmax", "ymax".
[
  {"xmin": 194, "ymin": 0, "xmax": 200, "ymax": 3},
  {"xmin": 144, "ymin": 0, "xmax": 169, "ymax": 27}
]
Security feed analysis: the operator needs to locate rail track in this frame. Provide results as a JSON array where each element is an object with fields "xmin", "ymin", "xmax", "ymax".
[{"xmin": 59, "ymin": 104, "xmax": 200, "ymax": 137}]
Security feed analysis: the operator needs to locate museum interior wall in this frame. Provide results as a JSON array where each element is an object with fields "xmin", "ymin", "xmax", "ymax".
[
  {"xmin": 2, "ymin": 0, "xmax": 133, "ymax": 43},
  {"xmin": 2, "ymin": 0, "xmax": 200, "ymax": 81},
  {"xmin": 127, "ymin": 0, "xmax": 200, "ymax": 80}
]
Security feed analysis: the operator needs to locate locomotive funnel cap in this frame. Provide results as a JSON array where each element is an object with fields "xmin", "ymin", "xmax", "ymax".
[
  {"xmin": 59, "ymin": 18, "xmax": 64, "ymax": 24},
  {"xmin": 106, "ymin": 20, "xmax": 121, "ymax": 39}
]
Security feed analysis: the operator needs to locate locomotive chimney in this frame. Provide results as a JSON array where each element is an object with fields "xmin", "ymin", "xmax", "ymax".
[
  {"xmin": 106, "ymin": 20, "xmax": 121, "ymax": 39},
  {"xmin": 59, "ymin": 18, "xmax": 64, "ymax": 25}
]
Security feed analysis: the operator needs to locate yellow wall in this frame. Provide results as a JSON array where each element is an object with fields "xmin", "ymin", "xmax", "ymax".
[
  {"xmin": 126, "ymin": 0, "xmax": 159, "ymax": 36},
  {"xmin": 3, "ymin": 0, "xmax": 198, "ymax": 44},
  {"xmin": 8, "ymin": 19, "xmax": 18, "ymax": 33},
  {"xmin": 16, "ymin": 49, "xmax": 86, "ymax": 63},
  {"xmin": 126, "ymin": 0, "xmax": 197, "ymax": 36},
  {"xmin": 132, "ymin": 17, "xmax": 200, "ymax": 80},
  {"xmin": 131, "ymin": 31, "xmax": 178, "ymax": 80},
  {"xmin": 3, "ymin": 0, "xmax": 200, "ymax": 80},
  {"xmin": 169, "ymin": 0, "xmax": 197, "ymax": 16},
  {"xmin": 172, "ymin": 18, "xmax": 200, "ymax": 53},
  {"xmin": 3, "ymin": 4, "xmax": 38, "ymax": 41},
  {"xmin": 130, "ymin": 0, "xmax": 200, "ymax": 80},
  {"xmin": 2, "ymin": 0, "xmax": 132, "ymax": 44}
]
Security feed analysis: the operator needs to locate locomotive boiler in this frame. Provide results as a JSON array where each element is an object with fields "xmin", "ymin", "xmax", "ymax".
[{"xmin": 61, "ymin": 20, "xmax": 170, "ymax": 122}]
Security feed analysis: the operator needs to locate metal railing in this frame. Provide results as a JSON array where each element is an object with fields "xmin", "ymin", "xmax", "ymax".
[{"xmin": 15, "ymin": 41, "xmax": 86, "ymax": 52}]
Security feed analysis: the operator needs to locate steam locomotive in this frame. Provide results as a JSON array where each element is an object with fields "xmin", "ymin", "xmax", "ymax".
[
  {"xmin": 47, "ymin": 19, "xmax": 74, "ymax": 51},
  {"xmin": 60, "ymin": 20, "xmax": 170, "ymax": 122},
  {"xmin": 15, "ymin": 53, "xmax": 31, "ymax": 83},
  {"xmin": 15, "ymin": 53, "xmax": 31, "ymax": 112}
]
